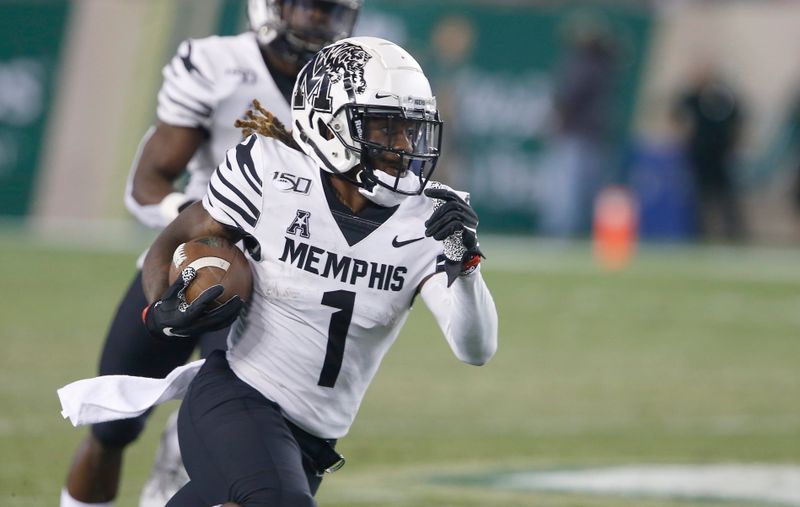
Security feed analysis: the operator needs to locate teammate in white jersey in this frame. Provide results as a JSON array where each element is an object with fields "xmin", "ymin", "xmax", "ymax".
[
  {"xmin": 60, "ymin": 2, "xmax": 362, "ymax": 507},
  {"xmin": 139, "ymin": 36, "xmax": 498, "ymax": 506}
]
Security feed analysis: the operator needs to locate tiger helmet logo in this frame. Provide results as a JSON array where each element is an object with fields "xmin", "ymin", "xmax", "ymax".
[
  {"xmin": 322, "ymin": 42, "xmax": 371, "ymax": 94},
  {"xmin": 293, "ymin": 42, "xmax": 372, "ymax": 113}
]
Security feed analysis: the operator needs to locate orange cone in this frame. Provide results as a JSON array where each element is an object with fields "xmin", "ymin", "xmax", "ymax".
[{"xmin": 593, "ymin": 186, "xmax": 637, "ymax": 271}]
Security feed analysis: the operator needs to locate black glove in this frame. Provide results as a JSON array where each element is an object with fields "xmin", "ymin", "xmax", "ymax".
[
  {"xmin": 142, "ymin": 268, "xmax": 243, "ymax": 340},
  {"xmin": 424, "ymin": 186, "xmax": 484, "ymax": 286}
]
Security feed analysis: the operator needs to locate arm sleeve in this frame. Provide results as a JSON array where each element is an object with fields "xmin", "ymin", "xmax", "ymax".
[
  {"xmin": 157, "ymin": 39, "xmax": 218, "ymax": 129},
  {"xmin": 420, "ymin": 267, "xmax": 498, "ymax": 366},
  {"xmin": 202, "ymin": 134, "xmax": 265, "ymax": 236}
]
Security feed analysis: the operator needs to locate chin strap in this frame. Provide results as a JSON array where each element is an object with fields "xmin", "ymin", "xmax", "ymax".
[
  {"xmin": 357, "ymin": 181, "xmax": 407, "ymax": 207},
  {"xmin": 356, "ymin": 167, "xmax": 422, "ymax": 208}
]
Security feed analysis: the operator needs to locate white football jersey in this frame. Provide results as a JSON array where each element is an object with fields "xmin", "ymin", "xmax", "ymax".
[
  {"xmin": 128, "ymin": 31, "xmax": 291, "ymax": 223},
  {"xmin": 202, "ymin": 135, "xmax": 447, "ymax": 439}
]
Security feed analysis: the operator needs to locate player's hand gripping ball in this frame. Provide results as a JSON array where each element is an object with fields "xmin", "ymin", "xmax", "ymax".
[
  {"xmin": 143, "ymin": 237, "xmax": 252, "ymax": 340},
  {"xmin": 168, "ymin": 236, "xmax": 253, "ymax": 306}
]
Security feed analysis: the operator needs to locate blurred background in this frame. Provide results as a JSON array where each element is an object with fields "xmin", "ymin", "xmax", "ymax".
[
  {"xmin": 2, "ymin": 0, "xmax": 799, "ymax": 506},
  {"xmin": 8, "ymin": 0, "xmax": 800, "ymax": 244}
]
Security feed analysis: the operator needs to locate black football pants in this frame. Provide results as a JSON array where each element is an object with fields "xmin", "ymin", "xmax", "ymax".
[
  {"xmin": 166, "ymin": 350, "xmax": 332, "ymax": 506},
  {"xmin": 91, "ymin": 270, "xmax": 228, "ymax": 447}
]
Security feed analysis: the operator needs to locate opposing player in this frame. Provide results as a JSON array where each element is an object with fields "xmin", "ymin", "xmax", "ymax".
[
  {"xmin": 137, "ymin": 36, "xmax": 498, "ymax": 505},
  {"xmin": 59, "ymin": 2, "xmax": 362, "ymax": 507}
]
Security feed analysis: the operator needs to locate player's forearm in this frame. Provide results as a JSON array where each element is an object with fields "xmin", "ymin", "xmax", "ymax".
[
  {"xmin": 421, "ymin": 269, "xmax": 498, "ymax": 365},
  {"xmin": 130, "ymin": 131, "xmax": 191, "ymax": 206},
  {"xmin": 141, "ymin": 228, "xmax": 181, "ymax": 304},
  {"xmin": 141, "ymin": 202, "xmax": 207, "ymax": 303},
  {"xmin": 131, "ymin": 171, "xmax": 179, "ymax": 206},
  {"xmin": 129, "ymin": 156, "xmax": 193, "ymax": 223},
  {"xmin": 125, "ymin": 123, "xmax": 204, "ymax": 227},
  {"xmin": 142, "ymin": 202, "xmax": 243, "ymax": 303}
]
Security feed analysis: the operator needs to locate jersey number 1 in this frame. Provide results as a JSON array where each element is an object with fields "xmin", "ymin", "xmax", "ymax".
[{"xmin": 318, "ymin": 290, "xmax": 356, "ymax": 388}]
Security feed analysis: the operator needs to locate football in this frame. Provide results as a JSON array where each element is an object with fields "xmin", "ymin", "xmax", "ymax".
[{"xmin": 168, "ymin": 236, "xmax": 253, "ymax": 307}]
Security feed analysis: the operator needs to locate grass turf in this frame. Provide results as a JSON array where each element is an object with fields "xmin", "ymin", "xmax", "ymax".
[{"xmin": 0, "ymin": 233, "xmax": 797, "ymax": 506}]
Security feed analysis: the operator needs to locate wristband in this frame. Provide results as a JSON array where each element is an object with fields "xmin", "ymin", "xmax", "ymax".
[
  {"xmin": 159, "ymin": 192, "xmax": 191, "ymax": 223},
  {"xmin": 462, "ymin": 254, "xmax": 481, "ymax": 270},
  {"xmin": 461, "ymin": 254, "xmax": 481, "ymax": 276}
]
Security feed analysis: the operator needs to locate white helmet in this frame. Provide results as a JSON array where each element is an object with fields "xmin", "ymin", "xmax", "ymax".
[
  {"xmin": 247, "ymin": 0, "xmax": 362, "ymax": 65},
  {"xmin": 291, "ymin": 36, "xmax": 443, "ymax": 205}
]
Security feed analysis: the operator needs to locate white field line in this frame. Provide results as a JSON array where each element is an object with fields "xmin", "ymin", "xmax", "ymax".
[{"xmin": 493, "ymin": 464, "xmax": 800, "ymax": 505}]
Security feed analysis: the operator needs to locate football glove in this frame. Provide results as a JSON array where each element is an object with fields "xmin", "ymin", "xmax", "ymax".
[
  {"xmin": 424, "ymin": 185, "xmax": 485, "ymax": 287},
  {"xmin": 142, "ymin": 267, "xmax": 243, "ymax": 341}
]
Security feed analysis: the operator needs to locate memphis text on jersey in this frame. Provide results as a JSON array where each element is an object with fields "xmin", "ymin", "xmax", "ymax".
[{"xmin": 279, "ymin": 236, "xmax": 406, "ymax": 292}]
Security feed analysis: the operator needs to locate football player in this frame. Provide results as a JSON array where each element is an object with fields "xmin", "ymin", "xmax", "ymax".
[
  {"xmin": 138, "ymin": 36, "xmax": 498, "ymax": 505},
  {"xmin": 59, "ymin": 2, "xmax": 362, "ymax": 507}
]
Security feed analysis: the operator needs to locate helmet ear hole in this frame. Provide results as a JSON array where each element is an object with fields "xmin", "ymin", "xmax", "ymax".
[{"xmin": 317, "ymin": 118, "xmax": 334, "ymax": 140}]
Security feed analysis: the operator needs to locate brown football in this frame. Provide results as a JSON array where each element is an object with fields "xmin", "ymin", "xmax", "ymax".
[{"xmin": 168, "ymin": 236, "xmax": 253, "ymax": 307}]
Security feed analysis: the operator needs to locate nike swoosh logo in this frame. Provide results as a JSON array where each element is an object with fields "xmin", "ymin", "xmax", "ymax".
[
  {"xmin": 392, "ymin": 236, "xmax": 425, "ymax": 248},
  {"xmin": 375, "ymin": 92, "xmax": 395, "ymax": 99}
]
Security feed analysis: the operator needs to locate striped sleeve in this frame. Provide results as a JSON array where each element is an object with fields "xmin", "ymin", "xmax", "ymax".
[
  {"xmin": 157, "ymin": 39, "xmax": 217, "ymax": 129},
  {"xmin": 202, "ymin": 134, "xmax": 264, "ymax": 235}
]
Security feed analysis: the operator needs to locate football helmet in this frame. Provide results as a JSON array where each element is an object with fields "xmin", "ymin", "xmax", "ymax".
[
  {"xmin": 291, "ymin": 36, "xmax": 443, "ymax": 206},
  {"xmin": 248, "ymin": 0, "xmax": 362, "ymax": 65}
]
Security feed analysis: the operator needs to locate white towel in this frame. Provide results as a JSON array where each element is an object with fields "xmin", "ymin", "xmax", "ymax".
[{"xmin": 57, "ymin": 359, "xmax": 205, "ymax": 426}]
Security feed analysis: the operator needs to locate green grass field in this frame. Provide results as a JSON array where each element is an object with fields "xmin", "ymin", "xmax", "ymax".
[{"xmin": 1, "ymin": 232, "xmax": 798, "ymax": 506}]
